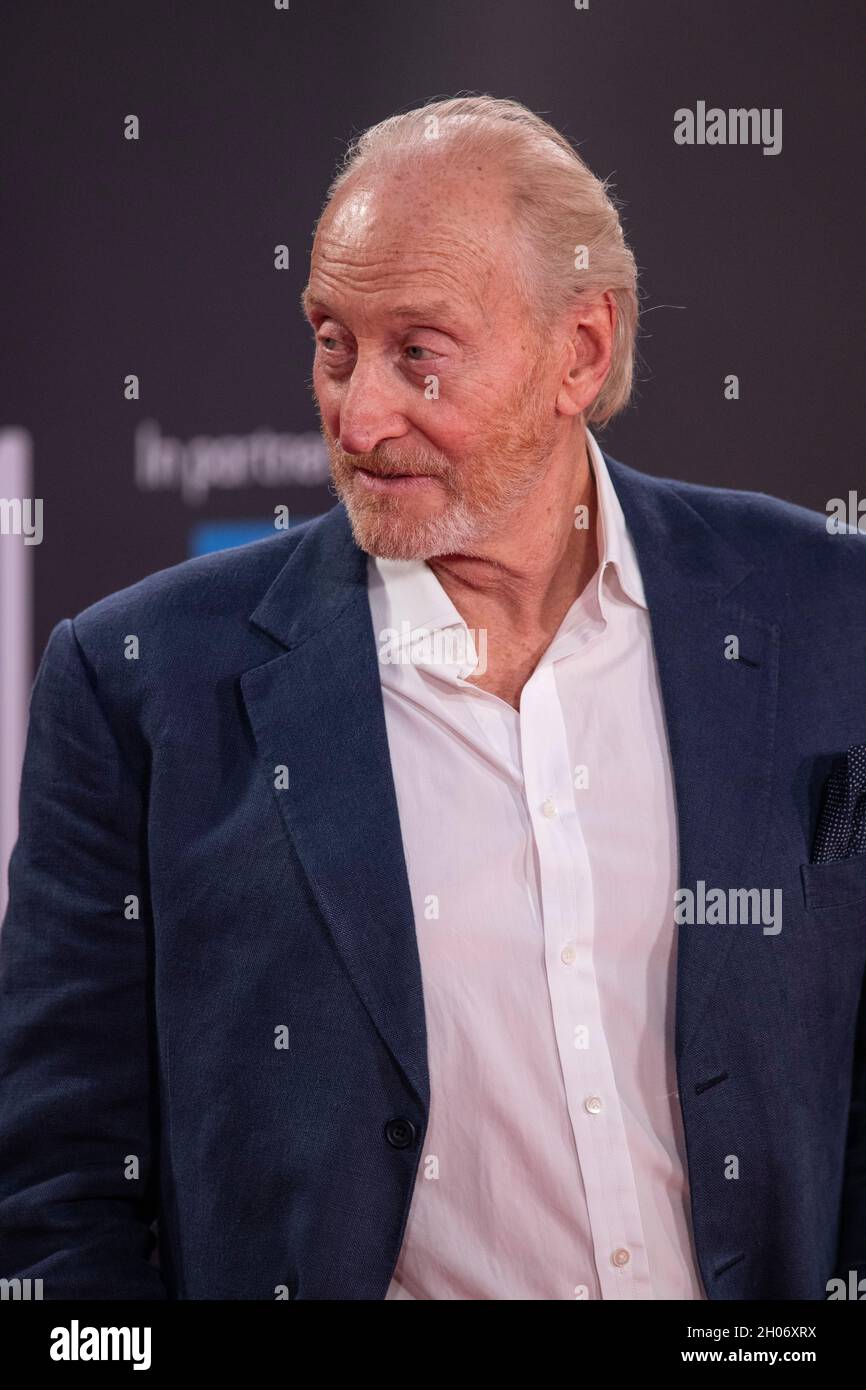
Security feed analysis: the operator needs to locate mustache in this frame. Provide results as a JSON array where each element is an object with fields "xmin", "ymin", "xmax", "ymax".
[{"xmin": 332, "ymin": 448, "xmax": 447, "ymax": 479}]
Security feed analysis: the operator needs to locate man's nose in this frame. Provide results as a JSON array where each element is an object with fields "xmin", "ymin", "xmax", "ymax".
[{"xmin": 336, "ymin": 357, "xmax": 406, "ymax": 456}]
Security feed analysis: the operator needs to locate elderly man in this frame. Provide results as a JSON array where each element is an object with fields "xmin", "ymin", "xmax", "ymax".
[{"xmin": 1, "ymin": 96, "xmax": 864, "ymax": 1302}]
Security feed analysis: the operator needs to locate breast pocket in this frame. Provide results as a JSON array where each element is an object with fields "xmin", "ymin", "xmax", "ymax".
[{"xmin": 800, "ymin": 849, "xmax": 866, "ymax": 913}]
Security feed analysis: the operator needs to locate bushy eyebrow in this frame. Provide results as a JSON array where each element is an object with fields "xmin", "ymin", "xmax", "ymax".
[{"xmin": 300, "ymin": 287, "xmax": 476, "ymax": 330}]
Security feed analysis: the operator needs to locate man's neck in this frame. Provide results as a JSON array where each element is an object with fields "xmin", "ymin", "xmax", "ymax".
[
  {"xmin": 427, "ymin": 434, "xmax": 599, "ymax": 643},
  {"xmin": 425, "ymin": 433, "xmax": 600, "ymax": 709}
]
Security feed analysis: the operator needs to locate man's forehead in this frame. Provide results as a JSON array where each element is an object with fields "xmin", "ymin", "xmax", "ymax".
[
  {"xmin": 301, "ymin": 284, "xmax": 490, "ymax": 330},
  {"xmin": 302, "ymin": 225, "xmax": 499, "ymax": 327},
  {"xmin": 310, "ymin": 220, "xmax": 495, "ymax": 287},
  {"xmin": 305, "ymin": 176, "xmax": 512, "ymax": 317}
]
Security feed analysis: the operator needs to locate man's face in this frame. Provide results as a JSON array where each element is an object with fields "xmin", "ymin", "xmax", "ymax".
[{"xmin": 302, "ymin": 167, "xmax": 562, "ymax": 560}]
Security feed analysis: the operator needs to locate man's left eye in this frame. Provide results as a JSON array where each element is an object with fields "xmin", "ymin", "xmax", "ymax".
[{"xmin": 405, "ymin": 345, "xmax": 435, "ymax": 360}]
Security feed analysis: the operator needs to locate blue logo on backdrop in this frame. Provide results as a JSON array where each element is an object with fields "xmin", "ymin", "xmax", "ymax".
[{"xmin": 188, "ymin": 518, "xmax": 313, "ymax": 556}]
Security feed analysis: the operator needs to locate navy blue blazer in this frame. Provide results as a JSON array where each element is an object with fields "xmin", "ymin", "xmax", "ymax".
[{"xmin": 1, "ymin": 451, "xmax": 865, "ymax": 1300}]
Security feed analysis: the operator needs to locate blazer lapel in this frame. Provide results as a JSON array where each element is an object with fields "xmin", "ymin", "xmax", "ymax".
[
  {"xmin": 239, "ymin": 508, "xmax": 429, "ymax": 1110},
  {"xmin": 606, "ymin": 455, "xmax": 781, "ymax": 1061}
]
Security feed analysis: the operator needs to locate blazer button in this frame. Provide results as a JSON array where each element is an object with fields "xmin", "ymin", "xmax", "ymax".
[{"xmin": 384, "ymin": 1117, "xmax": 416, "ymax": 1149}]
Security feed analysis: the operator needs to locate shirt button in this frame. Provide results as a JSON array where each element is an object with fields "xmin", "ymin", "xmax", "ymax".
[
  {"xmin": 542, "ymin": 798, "xmax": 558, "ymax": 819},
  {"xmin": 584, "ymin": 1095, "xmax": 603, "ymax": 1114},
  {"xmin": 612, "ymin": 1248, "xmax": 631, "ymax": 1267},
  {"xmin": 560, "ymin": 943, "xmax": 577, "ymax": 965}
]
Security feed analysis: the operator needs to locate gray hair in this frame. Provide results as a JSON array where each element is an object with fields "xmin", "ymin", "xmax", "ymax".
[{"xmin": 321, "ymin": 94, "xmax": 640, "ymax": 427}]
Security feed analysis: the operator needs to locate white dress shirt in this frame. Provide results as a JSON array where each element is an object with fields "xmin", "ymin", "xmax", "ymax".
[{"xmin": 368, "ymin": 430, "xmax": 706, "ymax": 1300}]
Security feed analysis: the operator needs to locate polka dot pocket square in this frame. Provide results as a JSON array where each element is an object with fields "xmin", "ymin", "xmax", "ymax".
[{"xmin": 811, "ymin": 743, "xmax": 866, "ymax": 864}]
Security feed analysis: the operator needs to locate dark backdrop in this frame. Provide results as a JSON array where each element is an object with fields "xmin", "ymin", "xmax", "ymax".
[{"xmin": 2, "ymin": 0, "xmax": 863, "ymax": 660}]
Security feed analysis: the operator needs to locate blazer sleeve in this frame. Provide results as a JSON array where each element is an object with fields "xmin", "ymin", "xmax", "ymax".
[
  {"xmin": 0, "ymin": 617, "xmax": 168, "ymax": 1298},
  {"xmin": 833, "ymin": 955, "xmax": 866, "ymax": 1288}
]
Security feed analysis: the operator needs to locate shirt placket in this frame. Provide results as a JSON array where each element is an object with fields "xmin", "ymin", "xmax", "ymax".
[{"xmin": 519, "ymin": 657, "xmax": 655, "ymax": 1300}]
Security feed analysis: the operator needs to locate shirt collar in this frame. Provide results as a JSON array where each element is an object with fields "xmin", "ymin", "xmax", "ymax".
[
  {"xmin": 367, "ymin": 551, "xmax": 479, "ymax": 680},
  {"xmin": 366, "ymin": 429, "xmax": 647, "ymax": 682},
  {"xmin": 586, "ymin": 428, "xmax": 647, "ymax": 614}
]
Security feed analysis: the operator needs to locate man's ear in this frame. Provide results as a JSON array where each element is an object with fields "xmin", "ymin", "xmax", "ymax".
[{"xmin": 555, "ymin": 292, "xmax": 616, "ymax": 418}]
